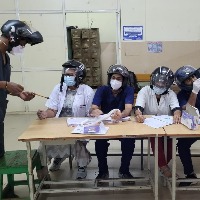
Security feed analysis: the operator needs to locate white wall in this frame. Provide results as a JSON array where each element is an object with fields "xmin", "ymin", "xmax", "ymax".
[
  {"xmin": 1, "ymin": 0, "xmax": 200, "ymax": 112},
  {"xmin": 121, "ymin": 0, "xmax": 200, "ymax": 41}
]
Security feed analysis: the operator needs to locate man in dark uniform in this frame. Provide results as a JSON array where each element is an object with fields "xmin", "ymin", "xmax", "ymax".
[
  {"xmin": 175, "ymin": 65, "xmax": 200, "ymax": 186},
  {"xmin": 0, "ymin": 20, "xmax": 43, "ymax": 158}
]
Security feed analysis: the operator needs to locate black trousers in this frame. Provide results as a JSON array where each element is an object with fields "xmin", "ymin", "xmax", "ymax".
[
  {"xmin": 0, "ymin": 122, "xmax": 4, "ymax": 158},
  {"xmin": 95, "ymin": 138, "xmax": 135, "ymax": 174},
  {"xmin": 177, "ymin": 138, "xmax": 198, "ymax": 175}
]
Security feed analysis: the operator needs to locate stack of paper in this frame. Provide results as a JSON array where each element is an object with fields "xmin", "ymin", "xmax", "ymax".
[
  {"xmin": 67, "ymin": 117, "xmax": 109, "ymax": 135},
  {"xmin": 143, "ymin": 115, "xmax": 173, "ymax": 129},
  {"xmin": 71, "ymin": 122, "xmax": 109, "ymax": 135}
]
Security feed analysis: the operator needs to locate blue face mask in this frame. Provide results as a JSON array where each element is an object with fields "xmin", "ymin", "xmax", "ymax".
[{"xmin": 64, "ymin": 76, "xmax": 76, "ymax": 86}]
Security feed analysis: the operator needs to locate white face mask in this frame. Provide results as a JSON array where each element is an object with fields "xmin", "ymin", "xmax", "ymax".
[
  {"xmin": 153, "ymin": 86, "xmax": 166, "ymax": 95},
  {"xmin": 10, "ymin": 45, "xmax": 24, "ymax": 56},
  {"xmin": 110, "ymin": 79, "xmax": 122, "ymax": 90}
]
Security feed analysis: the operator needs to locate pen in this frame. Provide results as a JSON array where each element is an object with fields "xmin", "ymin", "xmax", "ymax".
[{"xmin": 33, "ymin": 93, "xmax": 49, "ymax": 99}]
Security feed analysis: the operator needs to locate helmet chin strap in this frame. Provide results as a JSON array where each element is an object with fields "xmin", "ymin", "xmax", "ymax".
[{"xmin": 0, "ymin": 39, "xmax": 8, "ymax": 47}]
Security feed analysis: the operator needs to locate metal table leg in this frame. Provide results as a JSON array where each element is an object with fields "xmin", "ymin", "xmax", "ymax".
[
  {"xmin": 26, "ymin": 142, "xmax": 34, "ymax": 200},
  {"xmin": 172, "ymin": 137, "xmax": 177, "ymax": 200},
  {"xmin": 154, "ymin": 136, "xmax": 158, "ymax": 200}
]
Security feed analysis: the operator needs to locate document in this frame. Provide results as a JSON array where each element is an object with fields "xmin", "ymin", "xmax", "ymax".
[
  {"xmin": 143, "ymin": 115, "xmax": 173, "ymax": 129},
  {"xmin": 67, "ymin": 109, "xmax": 121, "ymax": 126},
  {"xmin": 68, "ymin": 109, "xmax": 126, "ymax": 134},
  {"xmin": 67, "ymin": 117, "xmax": 89, "ymax": 126},
  {"xmin": 71, "ymin": 122, "xmax": 109, "ymax": 135}
]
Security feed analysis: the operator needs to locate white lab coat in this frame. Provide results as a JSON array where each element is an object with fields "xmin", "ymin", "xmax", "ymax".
[
  {"xmin": 135, "ymin": 86, "xmax": 180, "ymax": 115},
  {"xmin": 38, "ymin": 83, "xmax": 95, "ymax": 167},
  {"xmin": 46, "ymin": 83, "xmax": 94, "ymax": 118}
]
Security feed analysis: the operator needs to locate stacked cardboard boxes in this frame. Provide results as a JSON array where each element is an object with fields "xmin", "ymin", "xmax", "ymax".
[{"xmin": 71, "ymin": 28, "xmax": 101, "ymax": 87}]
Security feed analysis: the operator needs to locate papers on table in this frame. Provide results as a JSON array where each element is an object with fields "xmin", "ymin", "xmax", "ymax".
[
  {"xmin": 67, "ymin": 117, "xmax": 109, "ymax": 135},
  {"xmin": 143, "ymin": 115, "xmax": 173, "ymax": 129},
  {"xmin": 71, "ymin": 122, "xmax": 109, "ymax": 135},
  {"xmin": 67, "ymin": 109, "xmax": 130, "ymax": 134},
  {"xmin": 67, "ymin": 117, "xmax": 88, "ymax": 126},
  {"xmin": 96, "ymin": 116, "xmax": 131, "ymax": 123}
]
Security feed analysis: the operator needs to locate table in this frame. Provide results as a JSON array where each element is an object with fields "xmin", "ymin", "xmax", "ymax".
[
  {"xmin": 164, "ymin": 124, "xmax": 200, "ymax": 200},
  {"xmin": 18, "ymin": 117, "xmax": 165, "ymax": 200}
]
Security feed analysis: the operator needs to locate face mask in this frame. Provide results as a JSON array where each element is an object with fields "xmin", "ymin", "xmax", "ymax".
[
  {"xmin": 153, "ymin": 86, "xmax": 166, "ymax": 95},
  {"xmin": 110, "ymin": 79, "xmax": 122, "ymax": 90},
  {"xmin": 64, "ymin": 76, "xmax": 76, "ymax": 86},
  {"xmin": 10, "ymin": 45, "xmax": 24, "ymax": 56}
]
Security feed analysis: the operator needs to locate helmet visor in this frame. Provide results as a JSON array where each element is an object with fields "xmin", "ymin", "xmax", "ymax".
[
  {"xmin": 62, "ymin": 67, "xmax": 76, "ymax": 75},
  {"xmin": 153, "ymin": 74, "xmax": 169, "ymax": 89},
  {"xmin": 17, "ymin": 25, "xmax": 43, "ymax": 45}
]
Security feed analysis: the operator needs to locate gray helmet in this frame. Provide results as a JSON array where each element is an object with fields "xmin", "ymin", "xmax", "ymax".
[
  {"xmin": 175, "ymin": 65, "xmax": 200, "ymax": 91},
  {"xmin": 1, "ymin": 20, "xmax": 43, "ymax": 52},
  {"xmin": 107, "ymin": 64, "xmax": 129, "ymax": 87},
  {"xmin": 150, "ymin": 66, "xmax": 174, "ymax": 90}
]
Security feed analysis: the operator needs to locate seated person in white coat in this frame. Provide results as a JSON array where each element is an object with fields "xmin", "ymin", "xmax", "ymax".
[
  {"xmin": 37, "ymin": 60, "xmax": 94, "ymax": 179},
  {"xmin": 135, "ymin": 66, "xmax": 181, "ymax": 178}
]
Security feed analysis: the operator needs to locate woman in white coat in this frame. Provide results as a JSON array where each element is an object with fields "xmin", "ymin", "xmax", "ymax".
[
  {"xmin": 37, "ymin": 60, "xmax": 94, "ymax": 179},
  {"xmin": 135, "ymin": 66, "xmax": 181, "ymax": 178}
]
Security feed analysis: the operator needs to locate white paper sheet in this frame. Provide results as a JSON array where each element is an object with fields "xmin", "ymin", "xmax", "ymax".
[
  {"xmin": 99, "ymin": 116, "xmax": 131, "ymax": 122},
  {"xmin": 143, "ymin": 115, "xmax": 173, "ymax": 129},
  {"xmin": 67, "ymin": 109, "xmax": 123, "ymax": 127},
  {"xmin": 67, "ymin": 117, "xmax": 89, "ymax": 126},
  {"xmin": 67, "ymin": 109, "xmax": 125, "ymax": 134}
]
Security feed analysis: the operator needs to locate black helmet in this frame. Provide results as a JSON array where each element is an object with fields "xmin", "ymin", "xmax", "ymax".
[
  {"xmin": 1, "ymin": 20, "xmax": 43, "ymax": 51},
  {"xmin": 150, "ymin": 66, "xmax": 174, "ymax": 91},
  {"xmin": 62, "ymin": 60, "xmax": 86, "ymax": 86},
  {"xmin": 107, "ymin": 64, "xmax": 129, "ymax": 87},
  {"xmin": 175, "ymin": 65, "xmax": 200, "ymax": 91}
]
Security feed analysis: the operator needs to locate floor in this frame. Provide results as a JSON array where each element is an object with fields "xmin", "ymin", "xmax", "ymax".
[{"xmin": 3, "ymin": 113, "xmax": 200, "ymax": 200}]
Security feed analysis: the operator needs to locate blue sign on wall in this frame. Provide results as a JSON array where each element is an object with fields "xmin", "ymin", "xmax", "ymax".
[{"xmin": 123, "ymin": 26, "xmax": 143, "ymax": 40}]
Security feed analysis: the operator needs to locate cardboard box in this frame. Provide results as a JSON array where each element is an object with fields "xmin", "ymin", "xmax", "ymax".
[
  {"xmin": 82, "ymin": 39, "xmax": 90, "ymax": 49},
  {"xmin": 82, "ymin": 29, "xmax": 90, "ymax": 38},
  {"xmin": 91, "ymin": 48, "xmax": 99, "ymax": 58},
  {"xmin": 92, "ymin": 68, "xmax": 101, "ymax": 76},
  {"xmin": 89, "ymin": 29, "xmax": 99, "ymax": 38},
  {"xmin": 73, "ymin": 49, "xmax": 82, "ymax": 58},
  {"xmin": 72, "ymin": 38, "xmax": 81, "ymax": 49},
  {"xmin": 71, "ymin": 29, "xmax": 82, "ymax": 38},
  {"xmin": 82, "ymin": 48, "xmax": 90, "ymax": 58},
  {"xmin": 91, "ymin": 58, "xmax": 100, "ymax": 68},
  {"xmin": 90, "ymin": 38, "xmax": 99, "ymax": 48}
]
